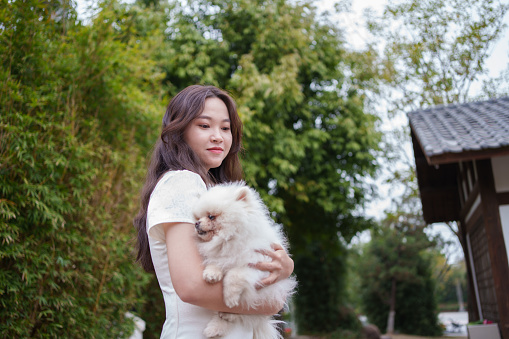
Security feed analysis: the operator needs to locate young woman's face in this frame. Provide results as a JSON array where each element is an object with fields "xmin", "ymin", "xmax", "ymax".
[{"xmin": 184, "ymin": 97, "xmax": 233, "ymax": 171}]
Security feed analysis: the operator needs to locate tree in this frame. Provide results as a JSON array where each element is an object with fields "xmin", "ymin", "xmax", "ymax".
[
  {"xmin": 357, "ymin": 1, "xmax": 509, "ymax": 333},
  {"xmin": 432, "ymin": 255, "xmax": 468, "ymax": 312},
  {"xmin": 224, "ymin": 2, "xmax": 381, "ymax": 333},
  {"xmin": 1, "ymin": 0, "xmax": 382, "ymax": 335},
  {"xmin": 368, "ymin": 0, "xmax": 509, "ymax": 111},
  {"xmin": 361, "ymin": 0, "xmax": 509, "ymax": 231},
  {"xmin": 0, "ymin": 0, "xmax": 163, "ymax": 336},
  {"xmin": 148, "ymin": 0, "xmax": 382, "ymax": 334},
  {"xmin": 359, "ymin": 220, "xmax": 442, "ymax": 336},
  {"xmin": 351, "ymin": 155, "xmax": 442, "ymax": 335}
]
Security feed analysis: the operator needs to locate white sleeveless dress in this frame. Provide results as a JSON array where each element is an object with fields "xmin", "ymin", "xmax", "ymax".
[{"xmin": 146, "ymin": 170, "xmax": 253, "ymax": 338}]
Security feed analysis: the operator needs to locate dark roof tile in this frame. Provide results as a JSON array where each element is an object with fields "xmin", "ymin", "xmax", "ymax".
[{"xmin": 408, "ymin": 97, "xmax": 509, "ymax": 158}]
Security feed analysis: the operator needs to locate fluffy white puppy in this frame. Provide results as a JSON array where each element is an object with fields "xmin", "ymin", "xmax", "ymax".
[{"xmin": 192, "ymin": 182, "xmax": 297, "ymax": 339}]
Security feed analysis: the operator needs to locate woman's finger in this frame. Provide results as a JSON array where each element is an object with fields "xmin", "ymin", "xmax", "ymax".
[
  {"xmin": 256, "ymin": 243, "xmax": 285, "ymax": 258},
  {"xmin": 271, "ymin": 243, "xmax": 284, "ymax": 251},
  {"xmin": 256, "ymin": 272, "xmax": 278, "ymax": 290},
  {"xmin": 255, "ymin": 248, "xmax": 277, "ymax": 259},
  {"xmin": 250, "ymin": 261, "xmax": 281, "ymax": 271}
]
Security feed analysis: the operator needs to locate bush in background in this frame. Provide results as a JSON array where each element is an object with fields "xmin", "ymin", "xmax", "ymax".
[{"xmin": 0, "ymin": 0, "xmax": 163, "ymax": 336}]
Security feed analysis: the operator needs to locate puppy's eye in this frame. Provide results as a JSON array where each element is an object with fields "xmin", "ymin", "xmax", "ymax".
[{"xmin": 208, "ymin": 215, "xmax": 215, "ymax": 220}]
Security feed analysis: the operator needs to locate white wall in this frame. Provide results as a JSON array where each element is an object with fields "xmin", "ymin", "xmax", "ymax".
[
  {"xmin": 492, "ymin": 155, "xmax": 509, "ymax": 193},
  {"xmin": 500, "ymin": 205, "xmax": 509, "ymax": 267},
  {"xmin": 492, "ymin": 156, "xmax": 509, "ymax": 266}
]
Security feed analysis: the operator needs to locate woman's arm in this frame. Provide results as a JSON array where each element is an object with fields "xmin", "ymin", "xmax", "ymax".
[{"xmin": 162, "ymin": 222, "xmax": 289, "ymax": 315}]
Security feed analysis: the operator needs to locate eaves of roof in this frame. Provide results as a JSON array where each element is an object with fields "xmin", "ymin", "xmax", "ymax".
[{"xmin": 408, "ymin": 97, "xmax": 509, "ymax": 165}]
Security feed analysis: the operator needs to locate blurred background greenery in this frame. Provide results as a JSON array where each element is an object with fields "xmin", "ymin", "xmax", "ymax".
[{"xmin": 1, "ymin": 0, "xmax": 506, "ymax": 337}]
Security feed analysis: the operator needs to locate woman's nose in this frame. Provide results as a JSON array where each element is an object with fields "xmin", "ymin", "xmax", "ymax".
[{"xmin": 211, "ymin": 129, "xmax": 223, "ymax": 142}]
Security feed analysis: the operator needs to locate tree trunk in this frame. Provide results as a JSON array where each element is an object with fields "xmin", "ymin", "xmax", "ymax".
[
  {"xmin": 456, "ymin": 278, "xmax": 465, "ymax": 312},
  {"xmin": 386, "ymin": 278, "xmax": 396, "ymax": 334}
]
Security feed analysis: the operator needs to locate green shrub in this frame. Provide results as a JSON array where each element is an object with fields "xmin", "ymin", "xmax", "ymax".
[
  {"xmin": 0, "ymin": 0, "xmax": 162, "ymax": 336},
  {"xmin": 359, "ymin": 227, "xmax": 443, "ymax": 337}
]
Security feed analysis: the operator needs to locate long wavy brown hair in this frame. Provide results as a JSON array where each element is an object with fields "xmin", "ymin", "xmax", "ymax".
[{"xmin": 134, "ymin": 85, "xmax": 243, "ymax": 272}]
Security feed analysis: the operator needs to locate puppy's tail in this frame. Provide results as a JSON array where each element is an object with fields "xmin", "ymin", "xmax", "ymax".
[{"xmin": 253, "ymin": 318, "xmax": 283, "ymax": 339}]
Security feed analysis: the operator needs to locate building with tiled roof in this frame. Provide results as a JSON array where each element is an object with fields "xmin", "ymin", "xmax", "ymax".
[
  {"xmin": 408, "ymin": 97, "xmax": 509, "ymax": 339},
  {"xmin": 408, "ymin": 97, "xmax": 509, "ymax": 165}
]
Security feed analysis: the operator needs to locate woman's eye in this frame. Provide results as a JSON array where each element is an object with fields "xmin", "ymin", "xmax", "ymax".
[
  {"xmin": 199, "ymin": 124, "xmax": 209, "ymax": 128},
  {"xmin": 222, "ymin": 127, "xmax": 230, "ymax": 131},
  {"xmin": 208, "ymin": 215, "xmax": 215, "ymax": 220}
]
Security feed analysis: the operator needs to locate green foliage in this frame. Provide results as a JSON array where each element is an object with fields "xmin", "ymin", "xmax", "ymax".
[
  {"xmin": 433, "ymin": 257, "xmax": 468, "ymax": 310},
  {"xmin": 142, "ymin": 0, "xmax": 382, "ymax": 334},
  {"xmin": 355, "ymin": 1, "xmax": 508, "ymax": 335},
  {"xmin": 1, "ymin": 0, "xmax": 382, "ymax": 336},
  {"xmin": 324, "ymin": 320, "xmax": 363, "ymax": 339},
  {"xmin": 221, "ymin": 2, "xmax": 380, "ymax": 333},
  {"xmin": 292, "ymin": 242, "xmax": 347, "ymax": 334},
  {"xmin": 368, "ymin": 0, "xmax": 509, "ymax": 110},
  {"xmin": 354, "ymin": 162, "xmax": 441, "ymax": 336},
  {"xmin": 358, "ymin": 224, "xmax": 442, "ymax": 336},
  {"xmin": 0, "ymin": 0, "xmax": 163, "ymax": 336},
  {"xmin": 342, "ymin": 0, "xmax": 508, "ymax": 335},
  {"xmin": 138, "ymin": 276, "xmax": 166, "ymax": 339}
]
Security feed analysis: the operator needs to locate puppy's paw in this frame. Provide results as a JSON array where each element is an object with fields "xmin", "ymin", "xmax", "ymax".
[
  {"xmin": 223, "ymin": 269, "xmax": 248, "ymax": 308},
  {"xmin": 203, "ymin": 319, "xmax": 229, "ymax": 338},
  {"xmin": 203, "ymin": 326, "xmax": 225, "ymax": 338},
  {"xmin": 218, "ymin": 312, "xmax": 237, "ymax": 322},
  {"xmin": 203, "ymin": 265, "xmax": 223, "ymax": 283},
  {"xmin": 223, "ymin": 291, "xmax": 241, "ymax": 308}
]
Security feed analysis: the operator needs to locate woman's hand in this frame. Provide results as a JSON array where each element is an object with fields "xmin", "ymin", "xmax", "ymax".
[{"xmin": 250, "ymin": 243, "xmax": 294, "ymax": 289}]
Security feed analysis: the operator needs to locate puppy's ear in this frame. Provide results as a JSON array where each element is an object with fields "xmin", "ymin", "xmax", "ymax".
[{"xmin": 235, "ymin": 186, "xmax": 251, "ymax": 202}]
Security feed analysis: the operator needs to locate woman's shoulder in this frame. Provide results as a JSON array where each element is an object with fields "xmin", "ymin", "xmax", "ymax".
[
  {"xmin": 159, "ymin": 169, "xmax": 203, "ymax": 182},
  {"xmin": 155, "ymin": 170, "xmax": 206, "ymax": 193}
]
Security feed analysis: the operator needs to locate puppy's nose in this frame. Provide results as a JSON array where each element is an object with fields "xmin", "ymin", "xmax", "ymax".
[{"xmin": 195, "ymin": 221, "xmax": 201, "ymax": 229}]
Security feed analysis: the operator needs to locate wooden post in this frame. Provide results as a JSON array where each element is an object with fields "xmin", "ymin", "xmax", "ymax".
[{"xmin": 477, "ymin": 159, "xmax": 509, "ymax": 339}]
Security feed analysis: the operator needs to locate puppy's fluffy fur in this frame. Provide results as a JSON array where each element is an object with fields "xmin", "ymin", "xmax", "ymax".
[{"xmin": 193, "ymin": 182, "xmax": 297, "ymax": 339}]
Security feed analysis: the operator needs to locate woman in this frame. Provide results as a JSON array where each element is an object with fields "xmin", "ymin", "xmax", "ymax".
[{"xmin": 134, "ymin": 85, "xmax": 294, "ymax": 338}]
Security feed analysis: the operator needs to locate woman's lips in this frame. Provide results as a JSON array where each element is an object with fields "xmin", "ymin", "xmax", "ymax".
[{"xmin": 207, "ymin": 147, "xmax": 223, "ymax": 154}]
